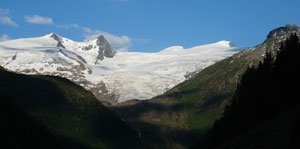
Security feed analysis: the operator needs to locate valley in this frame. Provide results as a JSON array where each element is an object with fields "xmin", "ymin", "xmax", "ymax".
[{"xmin": 1, "ymin": 24, "xmax": 300, "ymax": 148}]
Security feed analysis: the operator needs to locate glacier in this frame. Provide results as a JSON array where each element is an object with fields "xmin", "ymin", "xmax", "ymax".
[{"xmin": 0, "ymin": 33, "xmax": 238, "ymax": 104}]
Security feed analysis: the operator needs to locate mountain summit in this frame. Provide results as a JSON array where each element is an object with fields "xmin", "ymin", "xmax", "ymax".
[
  {"xmin": 49, "ymin": 33, "xmax": 66, "ymax": 49},
  {"xmin": 95, "ymin": 35, "xmax": 116, "ymax": 63},
  {"xmin": 267, "ymin": 24, "xmax": 300, "ymax": 40},
  {"xmin": 49, "ymin": 33, "xmax": 63, "ymax": 42}
]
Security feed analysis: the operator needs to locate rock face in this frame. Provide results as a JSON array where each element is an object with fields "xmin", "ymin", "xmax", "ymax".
[
  {"xmin": 50, "ymin": 33, "xmax": 66, "ymax": 49},
  {"xmin": 50, "ymin": 33, "xmax": 63, "ymax": 42},
  {"xmin": 50, "ymin": 33, "xmax": 117, "ymax": 63},
  {"xmin": 260, "ymin": 24, "xmax": 300, "ymax": 55},
  {"xmin": 267, "ymin": 24, "xmax": 300, "ymax": 39},
  {"xmin": 229, "ymin": 42, "xmax": 236, "ymax": 48},
  {"xmin": 95, "ymin": 35, "xmax": 116, "ymax": 63}
]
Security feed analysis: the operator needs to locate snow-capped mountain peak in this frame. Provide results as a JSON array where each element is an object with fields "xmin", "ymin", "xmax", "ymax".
[
  {"xmin": 49, "ymin": 33, "xmax": 62, "ymax": 41},
  {"xmin": 0, "ymin": 34, "xmax": 238, "ymax": 105},
  {"xmin": 95, "ymin": 35, "xmax": 116, "ymax": 63},
  {"xmin": 215, "ymin": 40, "xmax": 236, "ymax": 48},
  {"xmin": 48, "ymin": 33, "xmax": 66, "ymax": 49}
]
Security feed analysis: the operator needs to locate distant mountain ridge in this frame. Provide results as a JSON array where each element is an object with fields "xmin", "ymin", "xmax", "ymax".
[{"xmin": 0, "ymin": 34, "xmax": 237, "ymax": 105}]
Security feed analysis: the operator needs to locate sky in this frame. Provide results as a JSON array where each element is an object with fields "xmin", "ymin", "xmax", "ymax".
[{"xmin": 1, "ymin": 0, "xmax": 300, "ymax": 52}]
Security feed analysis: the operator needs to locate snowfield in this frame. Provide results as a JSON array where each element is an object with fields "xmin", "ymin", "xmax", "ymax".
[{"xmin": 0, "ymin": 33, "xmax": 237, "ymax": 104}]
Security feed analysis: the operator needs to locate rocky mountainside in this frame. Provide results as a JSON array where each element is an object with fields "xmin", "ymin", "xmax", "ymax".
[
  {"xmin": 111, "ymin": 24, "xmax": 300, "ymax": 148},
  {"xmin": 0, "ymin": 34, "xmax": 237, "ymax": 105}
]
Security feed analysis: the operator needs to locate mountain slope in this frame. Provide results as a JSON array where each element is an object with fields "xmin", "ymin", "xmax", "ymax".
[
  {"xmin": 0, "ymin": 66, "xmax": 141, "ymax": 149},
  {"xmin": 112, "ymin": 24, "xmax": 300, "ymax": 148},
  {"xmin": 196, "ymin": 104, "xmax": 300, "ymax": 149},
  {"xmin": 0, "ymin": 94, "xmax": 62, "ymax": 149},
  {"xmin": 192, "ymin": 33, "xmax": 300, "ymax": 149},
  {"xmin": 0, "ymin": 34, "xmax": 237, "ymax": 104}
]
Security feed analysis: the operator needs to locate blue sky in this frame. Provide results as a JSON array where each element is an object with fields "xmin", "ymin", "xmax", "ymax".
[{"xmin": 1, "ymin": 0, "xmax": 300, "ymax": 52}]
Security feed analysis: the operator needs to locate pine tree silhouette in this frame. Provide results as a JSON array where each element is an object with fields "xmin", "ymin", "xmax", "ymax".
[{"xmin": 193, "ymin": 34, "xmax": 300, "ymax": 149}]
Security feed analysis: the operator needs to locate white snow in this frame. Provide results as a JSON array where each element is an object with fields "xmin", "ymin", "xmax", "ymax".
[{"xmin": 0, "ymin": 33, "xmax": 238, "ymax": 103}]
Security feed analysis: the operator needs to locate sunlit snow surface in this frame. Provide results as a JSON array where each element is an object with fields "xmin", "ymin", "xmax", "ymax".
[{"xmin": 0, "ymin": 34, "xmax": 237, "ymax": 103}]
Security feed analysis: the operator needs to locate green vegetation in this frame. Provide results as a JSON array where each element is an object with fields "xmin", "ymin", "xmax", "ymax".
[
  {"xmin": 112, "ymin": 46, "xmax": 265, "ymax": 148},
  {"xmin": 0, "ymin": 67, "xmax": 142, "ymax": 149},
  {"xmin": 113, "ymin": 44, "xmax": 267, "ymax": 148},
  {"xmin": 0, "ymin": 94, "xmax": 62, "ymax": 148},
  {"xmin": 112, "ymin": 26, "xmax": 299, "ymax": 148},
  {"xmin": 187, "ymin": 111, "xmax": 215, "ymax": 132},
  {"xmin": 2, "ymin": 25, "xmax": 299, "ymax": 149},
  {"xmin": 192, "ymin": 34, "xmax": 300, "ymax": 149}
]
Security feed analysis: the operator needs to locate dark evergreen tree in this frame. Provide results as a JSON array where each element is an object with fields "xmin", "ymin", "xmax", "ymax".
[
  {"xmin": 193, "ymin": 34, "xmax": 300, "ymax": 149},
  {"xmin": 0, "ymin": 95, "xmax": 62, "ymax": 149}
]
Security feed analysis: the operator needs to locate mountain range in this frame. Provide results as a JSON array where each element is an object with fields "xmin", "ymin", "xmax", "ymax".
[
  {"xmin": 111, "ymin": 24, "xmax": 300, "ymax": 148},
  {"xmin": 0, "ymin": 34, "xmax": 237, "ymax": 105},
  {"xmin": 0, "ymin": 24, "xmax": 299, "ymax": 148}
]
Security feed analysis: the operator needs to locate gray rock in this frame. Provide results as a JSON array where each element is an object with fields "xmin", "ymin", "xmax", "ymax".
[
  {"xmin": 56, "ymin": 41, "xmax": 66, "ymax": 49},
  {"xmin": 267, "ymin": 24, "xmax": 300, "ymax": 39},
  {"xmin": 82, "ymin": 45, "xmax": 93, "ymax": 51},
  {"xmin": 50, "ymin": 33, "xmax": 66, "ymax": 49},
  {"xmin": 229, "ymin": 42, "xmax": 236, "ymax": 48},
  {"xmin": 95, "ymin": 35, "xmax": 116, "ymax": 64},
  {"xmin": 262, "ymin": 24, "xmax": 300, "ymax": 54},
  {"xmin": 50, "ymin": 33, "xmax": 62, "ymax": 42}
]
